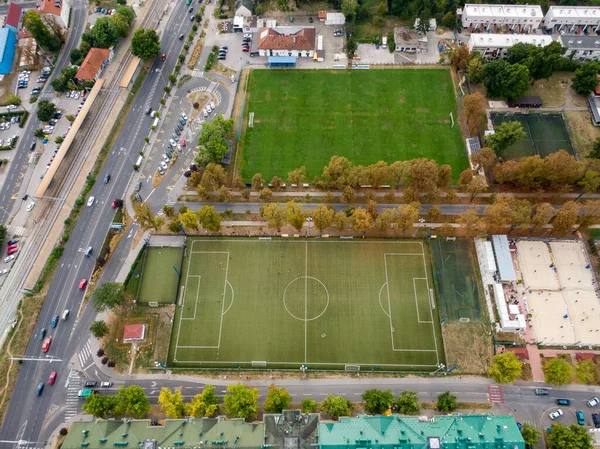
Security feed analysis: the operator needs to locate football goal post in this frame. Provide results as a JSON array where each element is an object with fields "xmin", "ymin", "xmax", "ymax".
[
  {"xmin": 344, "ymin": 364, "xmax": 360, "ymax": 372},
  {"xmin": 252, "ymin": 361, "xmax": 267, "ymax": 368}
]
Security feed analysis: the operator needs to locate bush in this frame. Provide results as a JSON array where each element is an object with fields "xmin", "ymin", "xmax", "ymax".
[
  {"xmin": 97, "ymin": 349, "xmax": 105, "ymax": 357},
  {"xmin": 18, "ymin": 111, "xmax": 29, "ymax": 128},
  {"xmin": 301, "ymin": 398, "xmax": 318, "ymax": 413},
  {"xmin": 107, "ymin": 360, "xmax": 115, "ymax": 367},
  {"xmin": 102, "ymin": 357, "xmax": 109, "ymax": 364},
  {"xmin": 75, "ymin": 198, "xmax": 84, "ymax": 206}
]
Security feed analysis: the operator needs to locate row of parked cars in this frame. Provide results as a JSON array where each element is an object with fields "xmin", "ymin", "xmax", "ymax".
[
  {"xmin": 536, "ymin": 389, "xmax": 600, "ymax": 427},
  {"xmin": 159, "ymin": 113, "xmax": 188, "ymax": 175}
]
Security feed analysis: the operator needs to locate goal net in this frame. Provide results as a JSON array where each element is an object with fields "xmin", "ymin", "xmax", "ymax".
[
  {"xmin": 251, "ymin": 361, "xmax": 267, "ymax": 368},
  {"xmin": 148, "ymin": 301, "xmax": 159, "ymax": 308},
  {"xmin": 345, "ymin": 364, "xmax": 360, "ymax": 372}
]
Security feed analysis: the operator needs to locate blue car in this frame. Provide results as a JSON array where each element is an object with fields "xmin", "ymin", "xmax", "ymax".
[
  {"xmin": 577, "ymin": 411, "xmax": 585, "ymax": 426},
  {"xmin": 39, "ymin": 328, "xmax": 46, "ymax": 341},
  {"xmin": 35, "ymin": 382, "xmax": 44, "ymax": 397},
  {"xmin": 50, "ymin": 315, "xmax": 59, "ymax": 328}
]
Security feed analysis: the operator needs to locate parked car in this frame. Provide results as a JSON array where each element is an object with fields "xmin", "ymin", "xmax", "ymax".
[
  {"xmin": 178, "ymin": 117, "xmax": 186, "ymax": 126},
  {"xmin": 84, "ymin": 381, "xmax": 98, "ymax": 387},
  {"xmin": 112, "ymin": 199, "xmax": 123, "ymax": 209},
  {"xmin": 7, "ymin": 247, "xmax": 17, "ymax": 256},
  {"xmin": 160, "ymin": 160, "xmax": 168, "ymax": 170},
  {"xmin": 26, "ymin": 202, "xmax": 35, "ymax": 212},
  {"xmin": 180, "ymin": 138, "xmax": 186, "ymax": 147},
  {"xmin": 588, "ymin": 397, "xmax": 599, "ymax": 407},
  {"xmin": 79, "ymin": 278, "xmax": 87, "ymax": 289},
  {"xmin": 161, "ymin": 53, "xmax": 166, "ymax": 61},
  {"xmin": 556, "ymin": 399, "xmax": 571, "ymax": 406},
  {"xmin": 549, "ymin": 409, "xmax": 563, "ymax": 420},
  {"xmin": 0, "ymin": 269, "xmax": 8, "ymax": 277},
  {"xmin": 593, "ymin": 413, "xmax": 600, "ymax": 428},
  {"xmin": 50, "ymin": 315, "xmax": 59, "ymax": 328},
  {"xmin": 135, "ymin": 193, "xmax": 142, "ymax": 202},
  {"xmin": 577, "ymin": 411, "xmax": 585, "ymax": 425},
  {"xmin": 87, "ymin": 196, "xmax": 95, "ymax": 206},
  {"xmin": 4, "ymin": 255, "xmax": 15, "ymax": 263},
  {"xmin": 100, "ymin": 381, "xmax": 112, "ymax": 387},
  {"xmin": 41, "ymin": 336, "xmax": 52, "ymax": 353}
]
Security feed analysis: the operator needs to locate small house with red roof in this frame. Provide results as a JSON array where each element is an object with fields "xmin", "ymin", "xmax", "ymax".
[
  {"xmin": 123, "ymin": 324, "xmax": 146, "ymax": 342},
  {"xmin": 38, "ymin": 0, "xmax": 71, "ymax": 29},
  {"xmin": 4, "ymin": 3, "xmax": 21, "ymax": 34}
]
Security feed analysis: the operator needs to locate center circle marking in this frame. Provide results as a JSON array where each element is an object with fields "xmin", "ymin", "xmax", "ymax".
[{"xmin": 283, "ymin": 276, "xmax": 330, "ymax": 321}]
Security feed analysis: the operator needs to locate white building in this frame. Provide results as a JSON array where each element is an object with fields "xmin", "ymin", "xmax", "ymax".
[
  {"xmin": 468, "ymin": 33, "xmax": 553, "ymax": 59},
  {"xmin": 543, "ymin": 6, "xmax": 600, "ymax": 33},
  {"xmin": 257, "ymin": 27, "xmax": 316, "ymax": 58},
  {"xmin": 461, "ymin": 4, "xmax": 543, "ymax": 33},
  {"xmin": 560, "ymin": 35, "xmax": 600, "ymax": 61}
]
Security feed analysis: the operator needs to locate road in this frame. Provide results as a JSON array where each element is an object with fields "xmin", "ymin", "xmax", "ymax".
[
  {"xmin": 0, "ymin": 4, "xmax": 87, "ymax": 224},
  {"xmin": 0, "ymin": 2, "xmax": 196, "ymax": 445}
]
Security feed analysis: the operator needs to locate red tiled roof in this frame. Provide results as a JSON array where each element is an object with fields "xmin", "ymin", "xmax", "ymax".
[
  {"xmin": 123, "ymin": 324, "xmax": 145, "ymax": 340},
  {"xmin": 17, "ymin": 28, "xmax": 32, "ymax": 39},
  {"xmin": 6, "ymin": 3, "xmax": 22, "ymax": 28},
  {"xmin": 39, "ymin": 0, "xmax": 61, "ymax": 17},
  {"xmin": 575, "ymin": 352, "xmax": 596, "ymax": 361},
  {"xmin": 75, "ymin": 47, "xmax": 110, "ymax": 80},
  {"xmin": 257, "ymin": 27, "xmax": 315, "ymax": 51},
  {"xmin": 318, "ymin": 10, "xmax": 326, "ymax": 19},
  {"xmin": 507, "ymin": 347, "xmax": 529, "ymax": 360}
]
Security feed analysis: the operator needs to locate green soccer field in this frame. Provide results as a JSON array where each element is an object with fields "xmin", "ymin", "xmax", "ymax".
[
  {"xmin": 240, "ymin": 69, "xmax": 469, "ymax": 181},
  {"xmin": 167, "ymin": 238, "xmax": 445, "ymax": 371},
  {"xmin": 137, "ymin": 247, "xmax": 182, "ymax": 304}
]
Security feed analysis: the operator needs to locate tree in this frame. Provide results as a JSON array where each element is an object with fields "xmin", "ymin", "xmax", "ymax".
[
  {"xmin": 365, "ymin": 199, "xmax": 378, "ymax": 220},
  {"xmin": 458, "ymin": 207, "xmax": 488, "ymax": 238},
  {"xmin": 397, "ymin": 202, "xmax": 420, "ymax": 231},
  {"xmin": 131, "ymin": 28, "xmax": 161, "ymax": 59},
  {"xmin": 83, "ymin": 393, "xmax": 117, "ymax": 418},
  {"xmin": 197, "ymin": 205, "xmax": 222, "ymax": 232},
  {"xmin": 450, "ymin": 45, "xmax": 470, "ymax": 71},
  {"xmin": 84, "ymin": 17, "xmax": 121, "ymax": 48},
  {"xmin": 89, "ymin": 320, "xmax": 109, "ymax": 338},
  {"xmin": 270, "ymin": 175, "xmax": 284, "ymax": 191},
  {"xmin": 575, "ymin": 359, "xmax": 597, "ymax": 384},
  {"xmin": 158, "ymin": 388, "xmax": 185, "ymax": 418},
  {"xmin": 342, "ymin": 185, "xmax": 355, "ymax": 203},
  {"xmin": 186, "ymin": 385, "xmax": 220, "ymax": 418},
  {"xmin": 321, "ymin": 394, "xmax": 352, "ymax": 419},
  {"xmin": 51, "ymin": 65, "xmax": 78, "ymax": 93},
  {"xmin": 409, "ymin": 159, "xmax": 438, "ymax": 193},
  {"xmin": 199, "ymin": 164, "xmax": 227, "ymax": 191},
  {"xmin": 322, "ymin": 156, "xmax": 352, "ymax": 189},
  {"xmin": 114, "ymin": 385, "xmax": 150, "ymax": 418},
  {"xmin": 462, "ymin": 93, "xmax": 486, "ymax": 135},
  {"xmin": 375, "ymin": 208, "xmax": 397, "ymax": 231},
  {"xmin": 470, "ymin": 147, "xmax": 497, "ymax": 171},
  {"xmin": 542, "ymin": 357, "xmax": 572, "ymax": 385},
  {"xmin": 486, "ymin": 121, "xmax": 526, "ymax": 157},
  {"xmin": 572, "ymin": 61, "xmax": 600, "ymax": 96},
  {"xmin": 135, "ymin": 202, "xmax": 163, "ymax": 230},
  {"xmin": 24, "ymin": 10, "xmax": 62, "ymax": 52},
  {"xmin": 180, "ymin": 209, "xmax": 199, "ymax": 230},
  {"xmin": 218, "ymin": 185, "xmax": 232, "ymax": 202},
  {"xmin": 427, "ymin": 205, "xmax": 441, "ymax": 222},
  {"xmin": 578, "ymin": 170, "xmax": 600, "ymax": 196},
  {"xmin": 286, "ymin": 201, "xmax": 306, "ymax": 232},
  {"xmin": 163, "ymin": 205, "xmax": 175, "ymax": 217},
  {"xmin": 437, "ymin": 165, "xmax": 452, "ymax": 189},
  {"xmin": 484, "ymin": 195, "xmax": 516, "ymax": 229},
  {"xmin": 547, "ymin": 423, "xmax": 593, "ymax": 449},
  {"xmin": 301, "ymin": 398, "xmax": 318, "ymax": 413},
  {"xmin": 34, "ymin": 128, "xmax": 45, "ymax": 138},
  {"xmin": 37, "ymin": 100, "xmax": 56, "ymax": 122},
  {"xmin": 544, "ymin": 150, "xmax": 583, "ymax": 189},
  {"xmin": 259, "ymin": 188, "xmax": 273, "ymax": 202},
  {"xmin": 520, "ymin": 423, "xmax": 541, "ymax": 449},
  {"xmin": 467, "ymin": 57, "xmax": 485, "ymax": 84},
  {"xmin": 92, "ymin": 282, "xmax": 124, "ymax": 312},
  {"xmin": 223, "ymin": 383, "xmax": 259, "ymax": 419},
  {"xmin": 252, "ymin": 173, "xmax": 264, "ymax": 191},
  {"xmin": 196, "ymin": 115, "xmax": 233, "ymax": 163},
  {"xmin": 351, "ymin": 207, "xmax": 373, "ymax": 233},
  {"xmin": 362, "ymin": 389, "xmax": 394, "ymax": 414},
  {"xmin": 436, "ymin": 391, "xmax": 457, "ymax": 413},
  {"xmin": 264, "ymin": 384, "xmax": 292, "ymax": 413},
  {"xmin": 488, "ymin": 351, "xmax": 522, "ymax": 384},
  {"xmin": 288, "ymin": 166, "xmax": 306, "ymax": 185},
  {"xmin": 589, "ymin": 138, "xmax": 600, "ymax": 159},
  {"xmin": 341, "ymin": 0, "xmax": 358, "ymax": 21},
  {"xmin": 552, "ymin": 201, "xmax": 579, "ymax": 234},
  {"xmin": 483, "ymin": 60, "xmax": 529, "ymax": 100},
  {"xmin": 333, "ymin": 211, "xmax": 348, "ymax": 231},
  {"xmin": 115, "ymin": 5, "xmax": 136, "ymax": 24},
  {"xmin": 312, "ymin": 204, "xmax": 334, "ymax": 233},
  {"xmin": 367, "ymin": 161, "xmax": 390, "ymax": 188},
  {"xmin": 396, "ymin": 390, "xmax": 420, "ymax": 415},
  {"xmin": 260, "ymin": 203, "xmax": 286, "ymax": 230},
  {"xmin": 532, "ymin": 202, "xmax": 554, "ymax": 229}
]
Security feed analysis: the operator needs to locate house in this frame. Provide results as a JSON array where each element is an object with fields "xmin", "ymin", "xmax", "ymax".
[
  {"xmin": 257, "ymin": 27, "xmax": 315, "ymax": 58},
  {"xmin": 38, "ymin": 0, "xmax": 70, "ymax": 29},
  {"xmin": 75, "ymin": 47, "xmax": 112, "ymax": 81},
  {"xmin": 460, "ymin": 4, "xmax": 543, "ymax": 33},
  {"xmin": 122, "ymin": 323, "xmax": 146, "ymax": 342},
  {"xmin": 318, "ymin": 10, "xmax": 327, "ymax": 22},
  {"xmin": 394, "ymin": 26, "xmax": 427, "ymax": 53},
  {"xmin": 234, "ymin": 0, "xmax": 253, "ymax": 17},
  {"xmin": 4, "ymin": 3, "xmax": 22, "ymax": 34},
  {"xmin": 575, "ymin": 352, "xmax": 597, "ymax": 362},
  {"xmin": 588, "ymin": 94, "xmax": 600, "ymax": 126},
  {"xmin": 508, "ymin": 96, "xmax": 543, "ymax": 108},
  {"xmin": 543, "ymin": 6, "xmax": 600, "ymax": 34},
  {"xmin": 0, "ymin": 28, "xmax": 17, "ymax": 74},
  {"xmin": 468, "ymin": 33, "xmax": 552, "ymax": 59},
  {"xmin": 507, "ymin": 346, "xmax": 530, "ymax": 360},
  {"xmin": 560, "ymin": 35, "xmax": 600, "ymax": 62},
  {"xmin": 319, "ymin": 415, "xmax": 525, "ymax": 449}
]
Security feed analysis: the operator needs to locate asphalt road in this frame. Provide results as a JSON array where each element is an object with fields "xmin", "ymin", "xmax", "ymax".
[
  {"xmin": 0, "ymin": 3, "xmax": 195, "ymax": 446},
  {"xmin": 0, "ymin": 5, "xmax": 87, "ymax": 224}
]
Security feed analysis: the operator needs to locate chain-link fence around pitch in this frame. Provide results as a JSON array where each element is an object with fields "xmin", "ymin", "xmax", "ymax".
[{"xmin": 431, "ymin": 238, "xmax": 484, "ymax": 323}]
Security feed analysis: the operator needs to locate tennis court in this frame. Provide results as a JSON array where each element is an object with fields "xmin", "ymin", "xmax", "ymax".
[
  {"xmin": 431, "ymin": 238, "xmax": 484, "ymax": 322},
  {"xmin": 167, "ymin": 238, "xmax": 445, "ymax": 371},
  {"xmin": 490, "ymin": 113, "xmax": 573, "ymax": 159}
]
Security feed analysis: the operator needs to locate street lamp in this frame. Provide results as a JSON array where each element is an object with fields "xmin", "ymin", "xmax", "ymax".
[
  {"xmin": 300, "ymin": 364, "xmax": 307, "ymax": 377},
  {"xmin": 306, "ymin": 216, "xmax": 313, "ymax": 237}
]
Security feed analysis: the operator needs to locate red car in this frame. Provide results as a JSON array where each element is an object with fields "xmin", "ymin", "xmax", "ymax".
[
  {"xmin": 161, "ymin": 53, "xmax": 166, "ymax": 61},
  {"xmin": 79, "ymin": 278, "xmax": 87, "ymax": 290},
  {"xmin": 48, "ymin": 371, "xmax": 57, "ymax": 385},
  {"xmin": 41, "ymin": 337, "xmax": 52, "ymax": 353},
  {"xmin": 7, "ymin": 247, "xmax": 18, "ymax": 256},
  {"xmin": 180, "ymin": 138, "xmax": 186, "ymax": 147},
  {"xmin": 242, "ymin": 47, "xmax": 250, "ymax": 52}
]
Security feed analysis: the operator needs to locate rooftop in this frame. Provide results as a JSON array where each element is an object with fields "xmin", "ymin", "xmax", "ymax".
[
  {"xmin": 469, "ymin": 33, "xmax": 552, "ymax": 48},
  {"xmin": 38, "ymin": 0, "xmax": 62, "ymax": 17},
  {"xmin": 492, "ymin": 235, "xmax": 517, "ymax": 282},
  {"xmin": 463, "ymin": 3, "xmax": 542, "ymax": 18},
  {"xmin": 257, "ymin": 27, "xmax": 315, "ymax": 51},
  {"xmin": 560, "ymin": 34, "xmax": 600, "ymax": 50},
  {"xmin": 546, "ymin": 5, "xmax": 600, "ymax": 19},
  {"xmin": 264, "ymin": 411, "xmax": 319, "ymax": 449},
  {"xmin": 75, "ymin": 47, "xmax": 110, "ymax": 80},
  {"xmin": 5, "ymin": 3, "xmax": 21, "ymax": 29},
  {"xmin": 122, "ymin": 323, "xmax": 145, "ymax": 341}
]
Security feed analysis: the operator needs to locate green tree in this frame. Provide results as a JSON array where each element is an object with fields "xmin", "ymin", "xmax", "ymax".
[
  {"xmin": 575, "ymin": 359, "xmax": 596, "ymax": 384},
  {"xmin": 51, "ymin": 66, "xmax": 78, "ymax": 93},
  {"xmin": 89, "ymin": 320, "xmax": 109, "ymax": 338},
  {"xmin": 542, "ymin": 357, "xmax": 572, "ymax": 385},
  {"xmin": 486, "ymin": 121, "xmax": 526, "ymax": 157},
  {"xmin": 69, "ymin": 47, "xmax": 82, "ymax": 65},
  {"xmin": 23, "ymin": 10, "xmax": 62, "ymax": 52},
  {"xmin": 92, "ymin": 282, "xmax": 124, "ymax": 312},
  {"xmin": 87, "ymin": 17, "xmax": 121, "ymax": 48},
  {"xmin": 224, "ymin": 384, "xmax": 259, "ymax": 419},
  {"xmin": 264, "ymin": 384, "xmax": 292, "ymax": 413},
  {"xmin": 186, "ymin": 385, "xmax": 220, "ymax": 417},
  {"xmin": 180, "ymin": 209, "xmax": 199, "ymax": 230},
  {"xmin": 83, "ymin": 393, "xmax": 117, "ymax": 418},
  {"xmin": 197, "ymin": 205, "xmax": 222, "ymax": 232},
  {"xmin": 321, "ymin": 394, "xmax": 352, "ymax": 419},
  {"xmin": 467, "ymin": 57, "xmax": 485, "ymax": 84},
  {"xmin": 436, "ymin": 391, "xmax": 457, "ymax": 413},
  {"xmin": 312, "ymin": 204, "xmax": 334, "ymax": 233},
  {"xmin": 488, "ymin": 351, "xmax": 523, "ymax": 384},
  {"xmin": 520, "ymin": 423, "xmax": 541, "ymax": 449},
  {"xmin": 287, "ymin": 166, "xmax": 306, "ymax": 185},
  {"xmin": 286, "ymin": 201, "xmax": 306, "ymax": 232},
  {"xmin": 579, "ymin": 170, "xmax": 600, "ymax": 196},
  {"xmin": 572, "ymin": 61, "xmax": 600, "ymax": 96},
  {"xmin": 547, "ymin": 423, "xmax": 593, "ymax": 449},
  {"xmin": 115, "ymin": 5, "xmax": 136, "ymax": 24},
  {"xmin": 196, "ymin": 115, "xmax": 233, "ymax": 163},
  {"xmin": 158, "ymin": 388, "xmax": 185, "ymax": 418},
  {"xmin": 131, "ymin": 28, "xmax": 161, "ymax": 59},
  {"xmin": 362, "ymin": 389, "xmax": 394, "ymax": 414},
  {"xmin": 396, "ymin": 390, "xmax": 420, "ymax": 415},
  {"xmin": 589, "ymin": 138, "xmax": 600, "ymax": 159},
  {"xmin": 341, "ymin": 0, "xmax": 358, "ymax": 21},
  {"xmin": 114, "ymin": 385, "xmax": 150, "ymax": 418},
  {"xmin": 483, "ymin": 60, "xmax": 530, "ymax": 99},
  {"xmin": 260, "ymin": 203, "xmax": 286, "ymax": 230},
  {"xmin": 34, "ymin": 128, "xmax": 45, "ymax": 138},
  {"xmin": 301, "ymin": 398, "xmax": 318, "ymax": 413}
]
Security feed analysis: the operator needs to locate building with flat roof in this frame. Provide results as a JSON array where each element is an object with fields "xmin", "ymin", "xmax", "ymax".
[
  {"xmin": 468, "ymin": 33, "xmax": 552, "ymax": 59},
  {"xmin": 560, "ymin": 34, "xmax": 600, "ymax": 61},
  {"xmin": 492, "ymin": 235, "xmax": 517, "ymax": 282},
  {"xmin": 589, "ymin": 94, "xmax": 600, "ymax": 126},
  {"xmin": 461, "ymin": 4, "xmax": 543, "ymax": 33},
  {"xmin": 0, "ymin": 28, "xmax": 17, "ymax": 74},
  {"xmin": 543, "ymin": 6, "xmax": 600, "ymax": 33},
  {"xmin": 4, "ymin": 3, "xmax": 21, "ymax": 34},
  {"xmin": 319, "ymin": 415, "xmax": 524, "ymax": 449}
]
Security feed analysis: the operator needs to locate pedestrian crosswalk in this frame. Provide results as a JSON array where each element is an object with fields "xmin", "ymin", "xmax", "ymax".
[
  {"xmin": 487, "ymin": 385, "xmax": 504, "ymax": 404},
  {"xmin": 191, "ymin": 70, "xmax": 204, "ymax": 78},
  {"xmin": 6, "ymin": 225, "xmax": 25, "ymax": 236},
  {"xmin": 77, "ymin": 339, "xmax": 92, "ymax": 369},
  {"xmin": 65, "ymin": 370, "xmax": 83, "ymax": 419}
]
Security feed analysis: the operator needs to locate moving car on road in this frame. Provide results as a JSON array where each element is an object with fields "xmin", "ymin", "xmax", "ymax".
[
  {"xmin": 48, "ymin": 372, "xmax": 57, "ymax": 385},
  {"xmin": 36, "ymin": 382, "xmax": 44, "ymax": 397},
  {"xmin": 41, "ymin": 337, "xmax": 52, "ymax": 353},
  {"xmin": 535, "ymin": 388, "xmax": 549, "ymax": 395},
  {"xmin": 87, "ymin": 196, "xmax": 95, "ymax": 206},
  {"xmin": 549, "ymin": 409, "xmax": 563, "ymax": 420},
  {"xmin": 588, "ymin": 397, "xmax": 599, "ymax": 407},
  {"xmin": 556, "ymin": 399, "xmax": 571, "ymax": 406},
  {"xmin": 79, "ymin": 278, "xmax": 87, "ymax": 289},
  {"xmin": 50, "ymin": 315, "xmax": 59, "ymax": 328}
]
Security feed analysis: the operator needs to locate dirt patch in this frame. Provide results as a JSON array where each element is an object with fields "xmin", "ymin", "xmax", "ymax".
[
  {"xmin": 212, "ymin": 62, "xmax": 235, "ymax": 78},
  {"xmin": 187, "ymin": 37, "xmax": 205, "ymax": 70},
  {"xmin": 187, "ymin": 91, "xmax": 210, "ymax": 121},
  {"xmin": 525, "ymin": 73, "xmax": 571, "ymax": 108},
  {"xmin": 0, "ymin": 71, "xmax": 17, "ymax": 105},
  {"xmin": 415, "ymin": 108, "xmax": 429, "ymax": 113},
  {"xmin": 564, "ymin": 110, "xmax": 600, "ymax": 158},
  {"xmin": 441, "ymin": 322, "xmax": 493, "ymax": 375}
]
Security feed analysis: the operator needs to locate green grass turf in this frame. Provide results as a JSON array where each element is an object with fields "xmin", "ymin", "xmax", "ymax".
[
  {"xmin": 167, "ymin": 238, "xmax": 445, "ymax": 371},
  {"xmin": 137, "ymin": 247, "xmax": 182, "ymax": 304},
  {"xmin": 241, "ymin": 69, "xmax": 469, "ymax": 181}
]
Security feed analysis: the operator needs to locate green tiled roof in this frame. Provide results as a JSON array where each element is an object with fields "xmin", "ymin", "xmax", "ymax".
[
  {"xmin": 63, "ymin": 418, "xmax": 265, "ymax": 449},
  {"xmin": 318, "ymin": 414, "xmax": 525, "ymax": 449}
]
